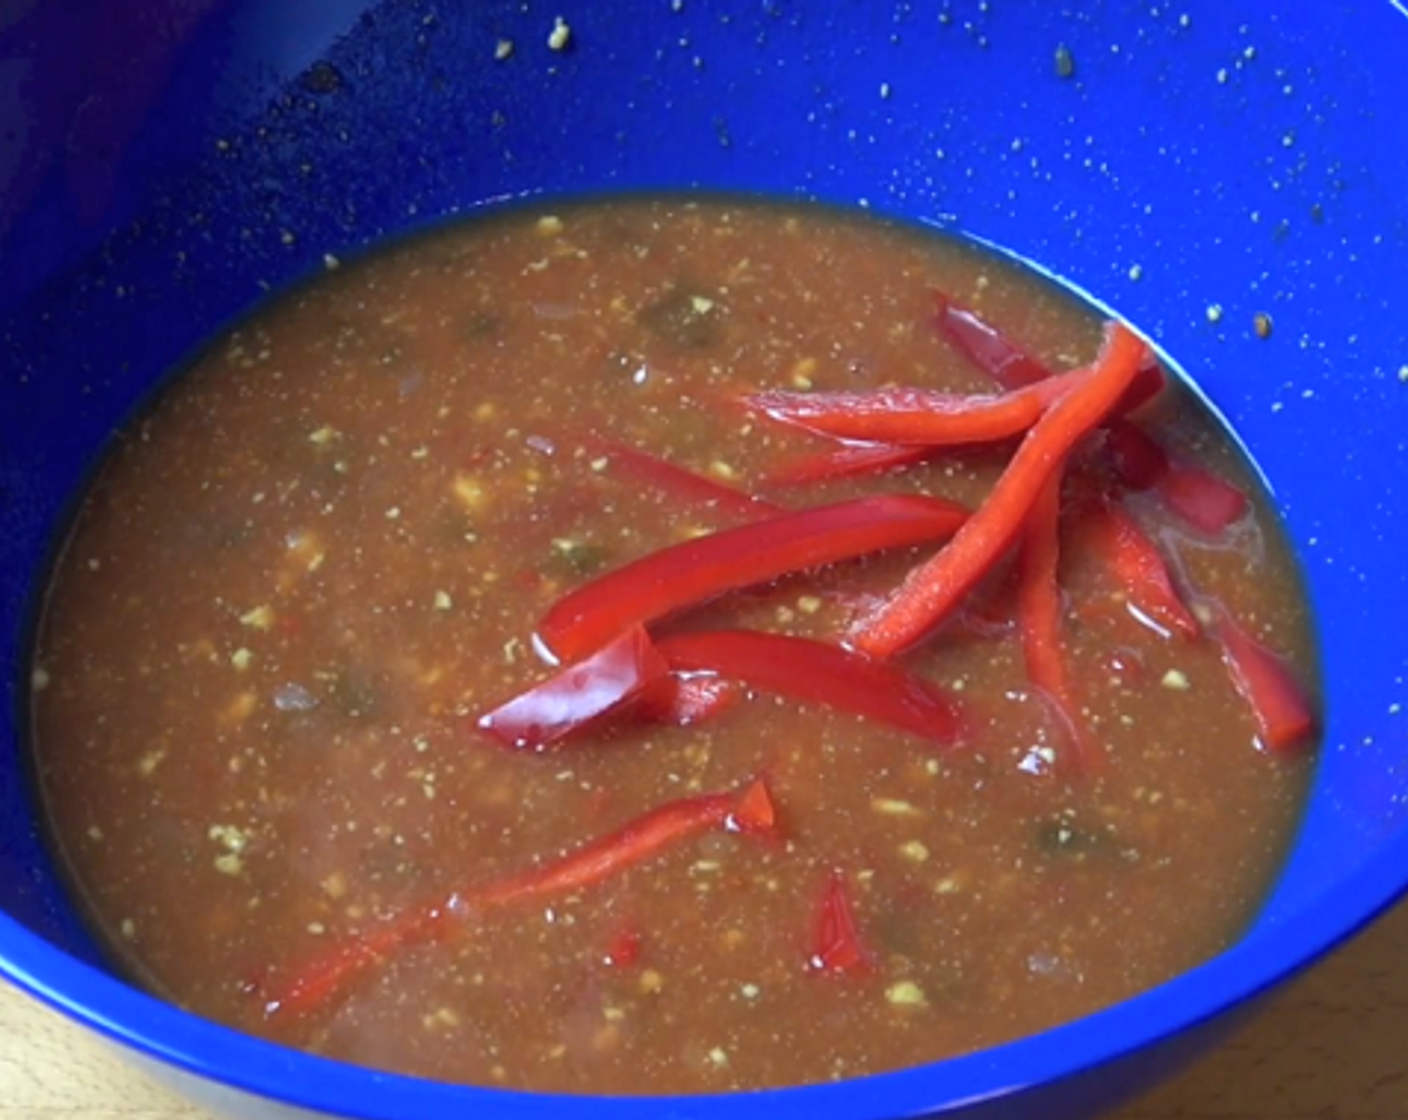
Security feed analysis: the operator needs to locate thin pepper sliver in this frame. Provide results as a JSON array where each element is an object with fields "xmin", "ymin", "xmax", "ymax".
[
  {"xmin": 932, "ymin": 290, "xmax": 1164, "ymax": 402},
  {"xmin": 260, "ymin": 903, "xmax": 452, "ymax": 1020},
  {"xmin": 932, "ymin": 290, "xmax": 1056, "ymax": 389},
  {"xmin": 745, "ymin": 379, "xmax": 1061, "ymax": 446},
  {"xmin": 1016, "ymin": 474, "xmax": 1098, "ymax": 775},
  {"xmin": 851, "ymin": 321, "xmax": 1151, "ymax": 659},
  {"xmin": 1204, "ymin": 600, "xmax": 1316, "ymax": 753},
  {"xmin": 547, "ymin": 427, "xmax": 785, "ymax": 523},
  {"xmin": 537, "ymin": 494, "xmax": 969, "ymax": 663},
  {"xmin": 746, "ymin": 365, "xmax": 1162, "ymax": 450},
  {"xmin": 1070, "ymin": 499, "xmax": 1201, "ymax": 639},
  {"xmin": 261, "ymin": 778, "xmax": 778, "ymax": 1019},
  {"xmin": 762, "ymin": 442, "xmax": 936, "ymax": 487},
  {"xmin": 474, "ymin": 777, "xmax": 777, "ymax": 906}
]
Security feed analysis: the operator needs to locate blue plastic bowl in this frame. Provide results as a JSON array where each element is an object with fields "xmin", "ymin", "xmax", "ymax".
[{"xmin": 3, "ymin": 3, "xmax": 1407, "ymax": 1118}]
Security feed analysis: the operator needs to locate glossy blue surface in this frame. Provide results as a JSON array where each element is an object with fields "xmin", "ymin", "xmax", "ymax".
[{"xmin": 2, "ymin": 2, "xmax": 1407, "ymax": 1118}]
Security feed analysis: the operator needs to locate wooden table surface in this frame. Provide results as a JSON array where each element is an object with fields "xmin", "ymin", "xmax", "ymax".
[{"xmin": 4, "ymin": 896, "xmax": 1408, "ymax": 1120}]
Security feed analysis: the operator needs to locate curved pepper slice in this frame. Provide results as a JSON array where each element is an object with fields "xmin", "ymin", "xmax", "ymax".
[
  {"xmin": 747, "ymin": 364, "xmax": 1162, "ymax": 450},
  {"xmin": 656, "ymin": 629, "xmax": 963, "ymax": 746},
  {"xmin": 262, "ymin": 778, "xmax": 777, "ymax": 1018},
  {"xmin": 476, "ymin": 624, "xmax": 667, "ymax": 750},
  {"xmin": 852, "ymin": 322, "xmax": 1151, "ymax": 658},
  {"xmin": 537, "ymin": 494, "xmax": 969, "ymax": 662}
]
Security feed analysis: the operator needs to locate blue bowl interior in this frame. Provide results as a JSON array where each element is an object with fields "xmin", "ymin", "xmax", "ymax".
[{"xmin": 3, "ymin": 2, "xmax": 1408, "ymax": 1117}]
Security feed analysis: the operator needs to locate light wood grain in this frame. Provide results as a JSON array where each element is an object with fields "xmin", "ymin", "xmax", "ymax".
[
  {"xmin": 0, "ymin": 982, "xmax": 203, "ymax": 1119},
  {"xmin": 5, "ymin": 896, "xmax": 1408, "ymax": 1119}
]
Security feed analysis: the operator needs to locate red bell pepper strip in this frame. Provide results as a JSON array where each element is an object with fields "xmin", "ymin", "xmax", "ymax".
[
  {"xmin": 262, "ymin": 778, "xmax": 777, "ymax": 1018},
  {"xmin": 808, "ymin": 870, "xmax": 872, "ymax": 975},
  {"xmin": 932, "ymin": 292, "xmax": 1242, "ymax": 533},
  {"xmin": 548, "ymin": 428, "xmax": 784, "ymax": 523},
  {"xmin": 932, "ymin": 291, "xmax": 1056, "ymax": 389},
  {"xmin": 537, "ymin": 494, "xmax": 970, "ymax": 663},
  {"xmin": 1015, "ymin": 475, "xmax": 1098, "ymax": 774},
  {"xmin": 746, "ymin": 362, "xmax": 1164, "ymax": 450},
  {"xmin": 932, "ymin": 290, "xmax": 1166, "ymax": 399},
  {"xmin": 852, "ymin": 322, "xmax": 1152, "ymax": 658},
  {"xmin": 1104, "ymin": 421, "xmax": 1249, "ymax": 535},
  {"xmin": 476, "ymin": 625, "xmax": 668, "ymax": 750},
  {"xmin": 1205, "ymin": 601, "xmax": 1316, "ymax": 753},
  {"xmin": 635, "ymin": 672, "xmax": 743, "ymax": 726},
  {"xmin": 763, "ymin": 442, "xmax": 936, "ymax": 487},
  {"xmin": 260, "ymin": 902, "xmax": 452, "ymax": 1019},
  {"xmin": 475, "ymin": 777, "xmax": 777, "ymax": 906},
  {"xmin": 745, "ymin": 379, "xmax": 1060, "ymax": 446},
  {"xmin": 1070, "ymin": 501, "xmax": 1200, "ymax": 639},
  {"xmin": 656, "ymin": 629, "xmax": 963, "ymax": 746}
]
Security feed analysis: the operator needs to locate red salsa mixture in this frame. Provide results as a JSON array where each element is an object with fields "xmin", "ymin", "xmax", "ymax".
[{"xmin": 29, "ymin": 198, "xmax": 1317, "ymax": 1094}]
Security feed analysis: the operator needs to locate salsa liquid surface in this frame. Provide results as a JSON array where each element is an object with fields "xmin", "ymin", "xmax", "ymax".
[{"xmin": 30, "ymin": 197, "xmax": 1316, "ymax": 1093}]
